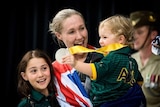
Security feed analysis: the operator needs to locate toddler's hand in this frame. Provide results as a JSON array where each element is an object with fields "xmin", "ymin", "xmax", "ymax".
[{"xmin": 62, "ymin": 55, "xmax": 76, "ymax": 67}]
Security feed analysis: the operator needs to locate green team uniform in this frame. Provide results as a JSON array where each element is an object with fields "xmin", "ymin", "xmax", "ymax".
[
  {"xmin": 90, "ymin": 46, "xmax": 143, "ymax": 106},
  {"xmin": 18, "ymin": 89, "xmax": 59, "ymax": 107}
]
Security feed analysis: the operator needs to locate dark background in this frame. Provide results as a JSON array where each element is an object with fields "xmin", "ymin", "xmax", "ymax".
[{"xmin": 4, "ymin": 0, "xmax": 159, "ymax": 106}]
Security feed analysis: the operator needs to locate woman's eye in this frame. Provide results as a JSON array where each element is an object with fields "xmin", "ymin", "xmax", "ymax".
[{"xmin": 68, "ymin": 30, "xmax": 75, "ymax": 34}]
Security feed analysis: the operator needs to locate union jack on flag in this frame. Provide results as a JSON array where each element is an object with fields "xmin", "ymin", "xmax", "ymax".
[{"xmin": 52, "ymin": 61, "xmax": 93, "ymax": 107}]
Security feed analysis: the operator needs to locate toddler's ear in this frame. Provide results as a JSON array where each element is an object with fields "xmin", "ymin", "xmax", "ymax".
[{"xmin": 118, "ymin": 35, "xmax": 126, "ymax": 44}]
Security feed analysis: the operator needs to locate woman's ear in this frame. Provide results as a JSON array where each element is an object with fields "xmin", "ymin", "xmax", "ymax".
[{"xmin": 55, "ymin": 32, "xmax": 62, "ymax": 40}]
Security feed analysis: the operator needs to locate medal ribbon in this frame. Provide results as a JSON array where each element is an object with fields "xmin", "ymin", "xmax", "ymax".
[{"xmin": 68, "ymin": 43, "xmax": 127, "ymax": 56}]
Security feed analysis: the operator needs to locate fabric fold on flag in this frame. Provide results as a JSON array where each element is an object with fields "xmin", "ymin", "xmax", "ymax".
[{"xmin": 53, "ymin": 61, "xmax": 93, "ymax": 107}]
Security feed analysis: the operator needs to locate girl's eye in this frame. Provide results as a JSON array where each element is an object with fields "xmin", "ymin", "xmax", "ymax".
[
  {"xmin": 80, "ymin": 27, "xmax": 85, "ymax": 31},
  {"xmin": 42, "ymin": 67, "xmax": 47, "ymax": 71},
  {"xmin": 41, "ymin": 65, "xmax": 49, "ymax": 71},
  {"xmin": 30, "ymin": 69, "xmax": 37, "ymax": 73}
]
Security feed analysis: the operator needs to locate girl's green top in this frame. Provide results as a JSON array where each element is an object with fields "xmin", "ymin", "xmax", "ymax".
[{"xmin": 18, "ymin": 89, "xmax": 59, "ymax": 107}]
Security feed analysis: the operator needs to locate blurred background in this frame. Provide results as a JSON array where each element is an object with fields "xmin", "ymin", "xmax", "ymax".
[{"xmin": 3, "ymin": 0, "xmax": 159, "ymax": 106}]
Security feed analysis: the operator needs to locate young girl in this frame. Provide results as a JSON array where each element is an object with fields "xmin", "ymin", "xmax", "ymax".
[
  {"xmin": 17, "ymin": 49, "xmax": 60, "ymax": 107},
  {"xmin": 62, "ymin": 15, "xmax": 146, "ymax": 107}
]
